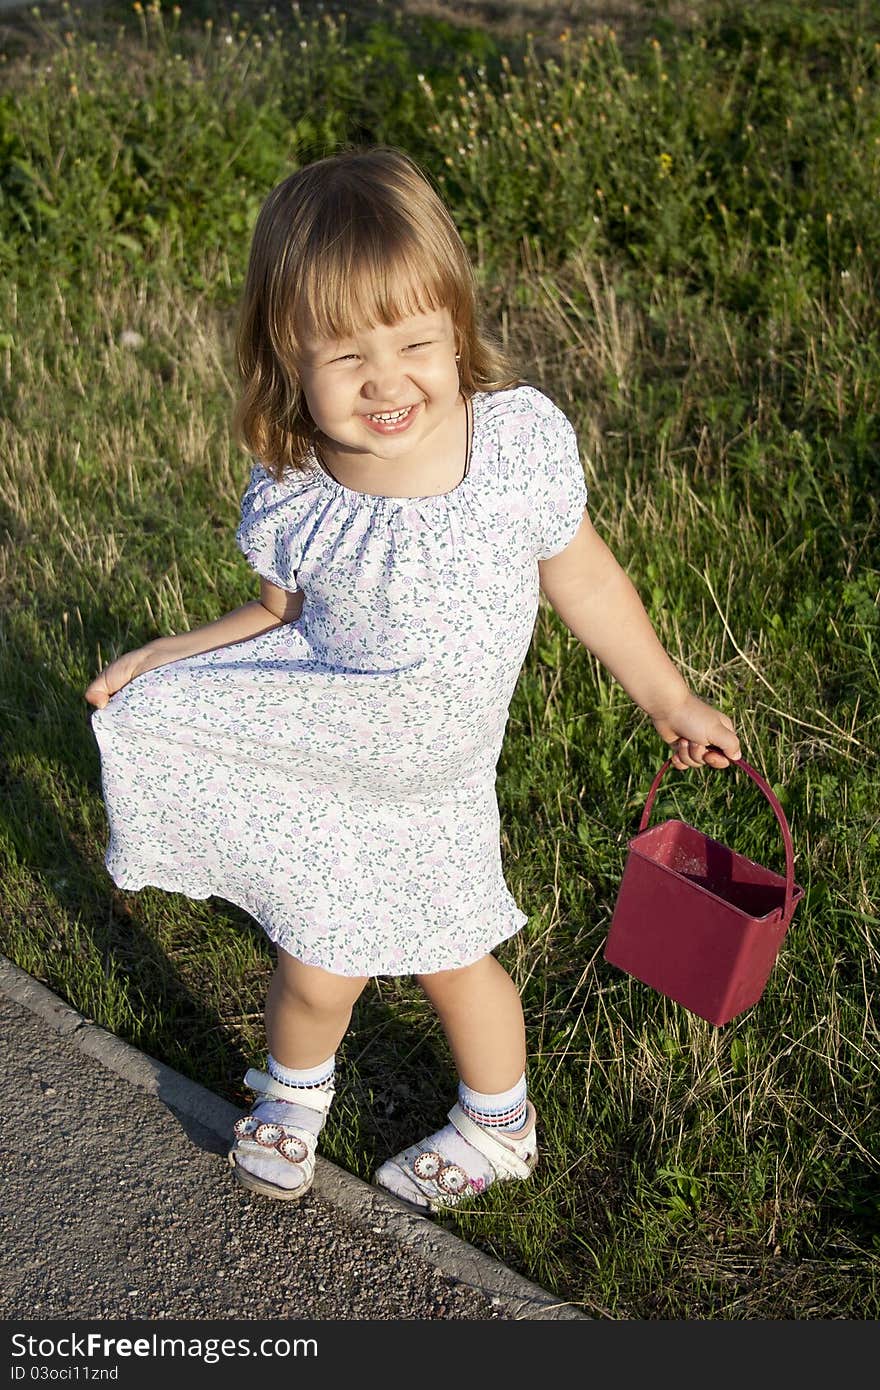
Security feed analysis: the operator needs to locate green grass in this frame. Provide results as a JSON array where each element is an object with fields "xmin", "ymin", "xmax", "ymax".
[{"xmin": 1, "ymin": 0, "xmax": 878, "ymax": 1317}]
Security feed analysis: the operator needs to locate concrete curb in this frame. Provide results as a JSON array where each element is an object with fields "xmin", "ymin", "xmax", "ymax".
[{"xmin": 0, "ymin": 955, "xmax": 586, "ymax": 1321}]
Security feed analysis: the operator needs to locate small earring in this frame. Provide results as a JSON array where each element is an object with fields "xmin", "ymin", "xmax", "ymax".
[{"xmin": 455, "ymin": 353, "xmax": 461, "ymax": 361}]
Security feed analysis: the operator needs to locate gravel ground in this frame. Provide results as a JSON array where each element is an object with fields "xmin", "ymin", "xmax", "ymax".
[{"xmin": 0, "ymin": 992, "xmax": 501, "ymax": 1320}]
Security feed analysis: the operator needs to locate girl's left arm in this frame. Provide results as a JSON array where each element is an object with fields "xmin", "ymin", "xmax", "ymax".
[{"xmin": 538, "ymin": 512, "xmax": 742, "ymax": 772}]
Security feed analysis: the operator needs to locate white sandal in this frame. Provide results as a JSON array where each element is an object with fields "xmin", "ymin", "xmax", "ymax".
[
  {"xmin": 227, "ymin": 1067, "xmax": 334, "ymax": 1202},
  {"xmin": 373, "ymin": 1100, "xmax": 538, "ymax": 1213}
]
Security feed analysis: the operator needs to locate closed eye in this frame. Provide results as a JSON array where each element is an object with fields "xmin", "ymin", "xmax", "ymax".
[{"xmin": 332, "ymin": 342, "xmax": 433, "ymax": 363}]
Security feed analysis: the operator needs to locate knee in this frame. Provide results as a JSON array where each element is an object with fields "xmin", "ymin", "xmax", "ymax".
[
  {"xmin": 415, "ymin": 956, "xmax": 489, "ymax": 1003},
  {"xmin": 273, "ymin": 953, "xmax": 367, "ymax": 1015}
]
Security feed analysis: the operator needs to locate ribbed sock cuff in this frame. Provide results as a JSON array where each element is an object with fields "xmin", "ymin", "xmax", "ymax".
[
  {"xmin": 267, "ymin": 1052, "xmax": 335, "ymax": 1089},
  {"xmin": 458, "ymin": 1073, "xmax": 528, "ymax": 1130}
]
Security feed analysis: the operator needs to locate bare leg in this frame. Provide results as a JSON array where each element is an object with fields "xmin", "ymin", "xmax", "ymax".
[
  {"xmin": 265, "ymin": 948, "xmax": 369, "ymax": 1070},
  {"xmin": 415, "ymin": 953, "xmax": 526, "ymax": 1092}
]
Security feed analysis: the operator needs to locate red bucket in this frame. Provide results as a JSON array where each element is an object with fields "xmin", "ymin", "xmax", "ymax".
[{"xmin": 604, "ymin": 758, "xmax": 804, "ymax": 1026}]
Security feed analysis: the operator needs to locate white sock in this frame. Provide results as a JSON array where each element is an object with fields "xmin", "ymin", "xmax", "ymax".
[
  {"xmin": 267, "ymin": 1052, "xmax": 335, "ymax": 1093},
  {"xmin": 458, "ymin": 1073, "xmax": 528, "ymax": 1130}
]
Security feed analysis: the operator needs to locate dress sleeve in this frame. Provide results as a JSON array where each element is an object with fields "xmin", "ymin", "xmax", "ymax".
[
  {"xmin": 235, "ymin": 463, "xmax": 302, "ymax": 590},
  {"xmin": 526, "ymin": 397, "xmax": 589, "ymax": 560}
]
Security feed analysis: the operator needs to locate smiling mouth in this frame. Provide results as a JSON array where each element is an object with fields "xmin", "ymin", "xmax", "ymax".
[{"xmin": 364, "ymin": 404, "xmax": 418, "ymax": 423}]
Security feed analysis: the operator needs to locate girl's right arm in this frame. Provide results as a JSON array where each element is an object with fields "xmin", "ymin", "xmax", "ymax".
[{"xmin": 84, "ymin": 580, "xmax": 304, "ymax": 709}]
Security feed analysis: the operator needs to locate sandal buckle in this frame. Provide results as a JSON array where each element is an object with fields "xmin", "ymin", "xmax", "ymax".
[
  {"xmin": 411, "ymin": 1150, "xmax": 476, "ymax": 1198},
  {"xmin": 233, "ymin": 1114, "xmax": 311, "ymax": 1168}
]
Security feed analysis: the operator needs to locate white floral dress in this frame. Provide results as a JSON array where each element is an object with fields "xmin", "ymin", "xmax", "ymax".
[{"xmin": 90, "ymin": 384, "xmax": 588, "ymax": 976}]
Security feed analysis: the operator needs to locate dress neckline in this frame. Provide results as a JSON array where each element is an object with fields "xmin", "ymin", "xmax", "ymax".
[{"xmin": 310, "ymin": 393, "xmax": 479, "ymax": 505}]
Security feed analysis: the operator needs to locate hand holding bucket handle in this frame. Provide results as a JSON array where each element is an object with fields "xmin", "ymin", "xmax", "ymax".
[{"xmin": 639, "ymin": 756, "xmax": 797, "ymax": 927}]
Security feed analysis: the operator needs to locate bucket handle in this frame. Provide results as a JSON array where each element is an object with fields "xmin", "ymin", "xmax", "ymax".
[{"xmin": 638, "ymin": 756, "xmax": 797, "ymax": 926}]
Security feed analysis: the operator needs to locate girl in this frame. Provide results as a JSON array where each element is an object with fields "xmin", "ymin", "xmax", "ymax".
[{"xmin": 86, "ymin": 146, "xmax": 741, "ymax": 1212}]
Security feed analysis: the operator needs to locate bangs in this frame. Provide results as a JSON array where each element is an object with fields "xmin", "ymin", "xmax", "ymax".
[{"xmin": 289, "ymin": 222, "xmax": 459, "ymax": 351}]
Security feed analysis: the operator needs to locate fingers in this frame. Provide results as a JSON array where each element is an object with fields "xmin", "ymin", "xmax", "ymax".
[
  {"xmin": 670, "ymin": 738, "xmax": 741, "ymax": 771},
  {"xmin": 703, "ymin": 747, "xmax": 732, "ymax": 768},
  {"xmin": 670, "ymin": 739, "xmax": 709, "ymax": 770},
  {"xmin": 84, "ymin": 672, "xmax": 112, "ymax": 709},
  {"xmin": 715, "ymin": 714, "xmax": 742, "ymax": 763},
  {"xmin": 666, "ymin": 706, "xmax": 742, "ymax": 771}
]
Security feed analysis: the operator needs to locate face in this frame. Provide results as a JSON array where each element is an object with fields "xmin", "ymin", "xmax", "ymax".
[{"xmin": 296, "ymin": 304, "xmax": 461, "ymax": 467}]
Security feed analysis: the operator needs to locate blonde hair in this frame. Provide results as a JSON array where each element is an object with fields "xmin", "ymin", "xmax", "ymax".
[{"xmin": 233, "ymin": 144, "xmax": 521, "ymax": 480}]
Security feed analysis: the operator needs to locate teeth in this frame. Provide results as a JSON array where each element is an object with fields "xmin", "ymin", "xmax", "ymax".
[{"xmin": 368, "ymin": 406, "xmax": 412, "ymax": 422}]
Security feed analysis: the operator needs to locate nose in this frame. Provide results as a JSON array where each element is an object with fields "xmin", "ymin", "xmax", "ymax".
[{"xmin": 362, "ymin": 358, "xmax": 410, "ymax": 404}]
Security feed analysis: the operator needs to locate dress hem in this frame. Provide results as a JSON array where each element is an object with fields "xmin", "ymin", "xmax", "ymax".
[{"xmin": 104, "ymin": 863, "xmax": 529, "ymax": 978}]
